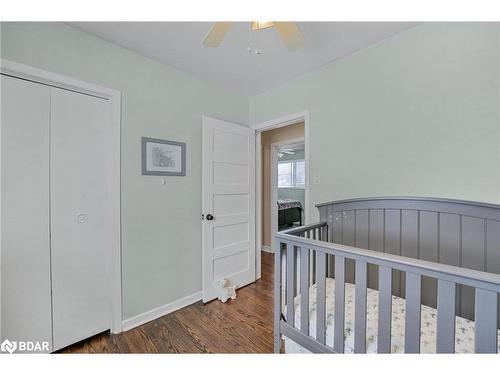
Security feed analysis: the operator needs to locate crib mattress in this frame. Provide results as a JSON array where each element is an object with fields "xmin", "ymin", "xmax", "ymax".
[{"xmin": 284, "ymin": 278, "xmax": 500, "ymax": 354}]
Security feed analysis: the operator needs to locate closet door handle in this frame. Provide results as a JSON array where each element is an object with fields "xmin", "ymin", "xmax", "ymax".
[{"xmin": 206, "ymin": 214, "xmax": 214, "ymax": 221}]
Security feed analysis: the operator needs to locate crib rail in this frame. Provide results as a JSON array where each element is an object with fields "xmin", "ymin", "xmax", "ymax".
[{"xmin": 274, "ymin": 222, "xmax": 500, "ymax": 354}]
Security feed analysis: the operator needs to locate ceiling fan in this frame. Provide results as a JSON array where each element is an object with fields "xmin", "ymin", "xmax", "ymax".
[
  {"xmin": 203, "ymin": 22, "xmax": 305, "ymax": 51},
  {"xmin": 280, "ymin": 148, "xmax": 296, "ymax": 154},
  {"xmin": 278, "ymin": 148, "xmax": 296, "ymax": 158}
]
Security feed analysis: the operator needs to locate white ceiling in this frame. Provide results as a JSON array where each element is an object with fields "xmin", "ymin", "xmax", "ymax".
[{"xmin": 68, "ymin": 22, "xmax": 418, "ymax": 95}]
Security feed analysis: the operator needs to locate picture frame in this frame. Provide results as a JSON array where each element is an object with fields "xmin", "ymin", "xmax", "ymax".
[{"xmin": 141, "ymin": 137, "xmax": 186, "ymax": 176}]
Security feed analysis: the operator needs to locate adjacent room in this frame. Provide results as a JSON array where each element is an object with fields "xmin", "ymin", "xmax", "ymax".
[
  {"xmin": 1, "ymin": 21, "xmax": 500, "ymax": 355},
  {"xmin": 259, "ymin": 121, "xmax": 306, "ymax": 255}
]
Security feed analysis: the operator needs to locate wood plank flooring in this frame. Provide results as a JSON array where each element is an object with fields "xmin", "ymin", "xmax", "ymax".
[{"xmin": 59, "ymin": 252, "xmax": 275, "ymax": 353}]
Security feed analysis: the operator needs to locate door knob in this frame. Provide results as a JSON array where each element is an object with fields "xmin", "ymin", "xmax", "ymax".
[{"xmin": 206, "ymin": 214, "xmax": 214, "ymax": 221}]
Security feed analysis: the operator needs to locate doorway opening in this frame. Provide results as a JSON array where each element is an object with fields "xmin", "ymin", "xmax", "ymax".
[
  {"xmin": 254, "ymin": 111, "xmax": 309, "ymax": 279},
  {"xmin": 274, "ymin": 141, "xmax": 306, "ymax": 231}
]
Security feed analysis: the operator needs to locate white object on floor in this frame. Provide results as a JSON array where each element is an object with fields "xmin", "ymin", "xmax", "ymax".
[
  {"xmin": 284, "ymin": 278, "xmax": 500, "ymax": 354},
  {"xmin": 216, "ymin": 279, "xmax": 237, "ymax": 303}
]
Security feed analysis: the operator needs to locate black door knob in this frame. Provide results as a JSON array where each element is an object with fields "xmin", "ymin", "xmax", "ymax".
[{"xmin": 206, "ymin": 214, "xmax": 214, "ymax": 221}]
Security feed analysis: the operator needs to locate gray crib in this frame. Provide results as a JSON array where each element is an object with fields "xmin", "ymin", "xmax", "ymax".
[{"xmin": 274, "ymin": 197, "xmax": 500, "ymax": 354}]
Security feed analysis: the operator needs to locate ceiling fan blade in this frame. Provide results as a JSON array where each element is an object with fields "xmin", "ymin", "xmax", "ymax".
[
  {"xmin": 203, "ymin": 22, "xmax": 232, "ymax": 47},
  {"xmin": 274, "ymin": 22, "xmax": 305, "ymax": 51}
]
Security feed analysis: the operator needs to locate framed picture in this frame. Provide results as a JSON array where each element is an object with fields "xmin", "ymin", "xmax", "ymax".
[{"xmin": 141, "ymin": 137, "xmax": 186, "ymax": 176}]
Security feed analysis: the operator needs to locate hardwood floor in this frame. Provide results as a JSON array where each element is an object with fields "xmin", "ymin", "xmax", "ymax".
[{"xmin": 59, "ymin": 252, "xmax": 275, "ymax": 353}]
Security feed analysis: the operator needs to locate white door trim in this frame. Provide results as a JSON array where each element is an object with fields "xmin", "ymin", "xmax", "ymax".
[
  {"xmin": 252, "ymin": 110, "xmax": 309, "ymax": 279},
  {"xmin": 0, "ymin": 58, "xmax": 123, "ymax": 333}
]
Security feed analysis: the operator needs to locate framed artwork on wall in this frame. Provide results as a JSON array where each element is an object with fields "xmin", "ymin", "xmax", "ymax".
[{"xmin": 141, "ymin": 137, "xmax": 186, "ymax": 176}]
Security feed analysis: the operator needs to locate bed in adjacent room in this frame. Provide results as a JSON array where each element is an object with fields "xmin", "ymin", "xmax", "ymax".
[{"xmin": 278, "ymin": 199, "xmax": 303, "ymax": 229}]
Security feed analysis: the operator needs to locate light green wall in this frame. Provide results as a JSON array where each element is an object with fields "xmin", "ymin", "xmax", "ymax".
[
  {"xmin": 250, "ymin": 23, "xmax": 500, "ymax": 222},
  {"xmin": 0, "ymin": 22, "xmax": 249, "ymax": 319}
]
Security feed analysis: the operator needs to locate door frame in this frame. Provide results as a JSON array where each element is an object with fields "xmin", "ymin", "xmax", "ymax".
[
  {"xmin": 0, "ymin": 58, "xmax": 123, "ymax": 333},
  {"xmin": 252, "ymin": 110, "xmax": 310, "ymax": 279}
]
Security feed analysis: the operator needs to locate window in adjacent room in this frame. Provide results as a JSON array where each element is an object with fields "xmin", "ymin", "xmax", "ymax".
[{"xmin": 278, "ymin": 160, "xmax": 305, "ymax": 188}]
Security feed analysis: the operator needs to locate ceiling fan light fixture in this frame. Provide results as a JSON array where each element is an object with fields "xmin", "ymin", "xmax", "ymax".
[
  {"xmin": 251, "ymin": 21, "xmax": 274, "ymax": 31},
  {"xmin": 203, "ymin": 22, "xmax": 305, "ymax": 51}
]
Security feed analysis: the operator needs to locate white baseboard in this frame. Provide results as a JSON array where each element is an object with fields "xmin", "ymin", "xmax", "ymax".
[
  {"xmin": 262, "ymin": 245, "xmax": 274, "ymax": 253},
  {"xmin": 122, "ymin": 291, "xmax": 202, "ymax": 331}
]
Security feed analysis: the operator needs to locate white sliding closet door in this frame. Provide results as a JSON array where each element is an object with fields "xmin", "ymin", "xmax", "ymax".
[
  {"xmin": 50, "ymin": 88, "xmax": 112, "ymax": 351},
  {"xmin": 1, "ymin": 76, "xmax": 53, "ymax": 351}
]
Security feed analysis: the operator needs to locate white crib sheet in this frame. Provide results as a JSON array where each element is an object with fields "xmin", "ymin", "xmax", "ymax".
[{"xmin": 284, "ymin": 278, "xmax": 500, "ymax": 354}]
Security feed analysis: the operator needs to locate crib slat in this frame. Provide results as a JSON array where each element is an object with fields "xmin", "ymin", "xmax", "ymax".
[
  {"xmin": 300, "ymin": 247, "xmax": 310, "ymax": 335},
  {"xmin": 354, "ymin": 260, "xmax": 367, "ymax": 353},
  {"xmin": 378, "ymin": 266, "xmax": 392, "ymax": 353},
  {"xmin": 294, "ymin": 246, "xmax": 299, "ymax": 297},
  {"xmin": 436, "ymin": 280, "xmax": 456, "ymax": 353},
  {"xmin": 334, "ymin": 255, "xmax": 345, "ymax": 353},
  {"xmin": 286, "ymin": 244, "xmax": 295, "ymax": 326},
  {"xmin": 309, "ymin": 250, "xmax": 315, "ymax": 286},
  {"xmin": 274, "ymin": 240, "xmax": 283, "ymax": 353},
  {"xmin": 405, "ymin": 272, "xmax": 422, "ymax": 353},
  {"xmin": 316, "ymin": 251, "xmax": 326, "ymax": 345},
  {"xmin": 474, "ymin": 288, "xmax": 498, "ymax": 353}
]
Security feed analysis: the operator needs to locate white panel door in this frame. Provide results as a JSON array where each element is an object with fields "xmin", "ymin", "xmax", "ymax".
[
  {"xmin": 1, "ymin": 75, "xmax": 53, "ymax": 351},
  {"xmin": 202, "ymin": 117, "xmax": 255, "ymax": 302},
  {"xmin": 50, "ymin": 87, "xmax": 112, "ymax": 350}
]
